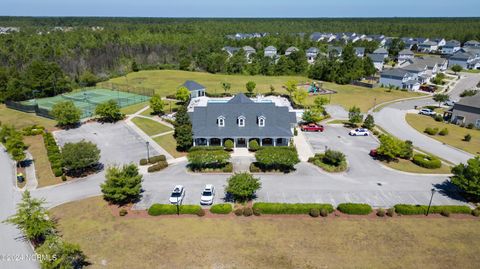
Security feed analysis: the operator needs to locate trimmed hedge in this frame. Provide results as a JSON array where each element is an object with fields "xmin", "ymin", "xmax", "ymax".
[
  {"xmin": 252, "ymin": 203, "xmax": 334, "ymax": 214},
  {"xmin": 424, "ymin": 127, "xmax": 439, "ymax": 135},
  {"xmin": 140, "ymin": 155, "xmax": 167, "ymax": 165},
  {"xmin": 210, "ymin": 203, "xmax": 233, "ymax": 214},
  {"xmin": 189, "ymin": 146, "xmax": 225, "ymax": 152},
  {"xmin": 254, "ymin": 147, "xmax": 300, "ymax": 172},
  {"xmin": 147, "ymin": 161, "xmax": 169, "ymax": 173},
  {"xmin": 394, "ymin": 204, "xmax": 472, "ymax": 215},
  {"xmin": 337, "ymin": 203, "xmax": 372, "ymax": 215},
  {"xmin": 308, "ymin": 153, "xmax": 347, "ymax": 173},
  {"xmin": 43, "ymin": 132, "xmax": 63, "ymax": 177},
  {"xmin": 412, "ymin": 154, "xmax": 441, "ymax": 169},
  {"xmin": 147, "ymin": 204, "xmax": 202, "ymax": 216}
]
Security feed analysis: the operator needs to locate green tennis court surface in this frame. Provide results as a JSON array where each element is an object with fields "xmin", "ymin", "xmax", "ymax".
[{"xmin": 22, "ymin": 88, "xmax": 149, "ymax": 118}]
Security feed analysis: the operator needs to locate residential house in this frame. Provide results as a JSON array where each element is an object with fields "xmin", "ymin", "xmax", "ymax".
[
  {"xmin": 222, "ymin": 46, "xmax": 240, "ymax": 58},
  {"xmin": 447, "ymin": 94, "xmax": 480, "ymax": 127},
  {"xmin": 442, "ymin": 40, "xmax": 461, "ymax": 55},
  {"xmin": 372, "ymin": 48, "xmax": 389, "ymax": 59},
  {"xmin": 181, "ymin": 80, "xmax": 206, "ymax": 98},
  {"xmin": 464, "ymin": 40, "xmax": 480, "ymax": 48},
  {"xmin": 433, "ymin": 38, "xmax": 446, "ymax": 47},
  {"xmin": 448, "ymin": 48, "xmax": 480, "ymax": 69},
  {"xmin": 402, "ymin": 62, "xmax": 429, "ymax": 83},
  {"xmin": 264, "ymin": 46, "xmax": 278, "ymax": 58},
  {"xmin": 243, "ymin": 46, "xmax": 256, "ymax": 62},
  {"xmin": 380, "ymin": 69, "xmax": 420, "ymax": 91},
  {"xmin": 366, "ymin": 35, "xmax": 387, "ymax": 46},
  {"xmin": 285, "ymin": 46, "xmax": 299, "ymax": 56},
  {"xmin": 354, "ymin": 47, "xmax": 365, "ymax": 57},
  {"xmin": 403, "ymin": 57, "xmax": 448, "ymax": 81},
  {"xmin": 327, "ymin": 46, "xmax": 343, "ymax": 57},
  {"xmin": 306, "ymin": 47, "xmax": 319, "ymax": 63},
  {"xmin": 367, "ymin": 54, "xmax": 385, "ymax": 71},
  {"xmin": 402, "ymin": 37, "xmax": 416, "ymax": 49},
  {"xmin": 418, "ymin": 41, "xmax": 438, "ymax": 53},
  {"xmin": 398, "ymin": 49, "xmax": 415, "ymax": 63},
  {"xmin": 189, "ymin": 93, "xmax": 297, "ymax": 148}
]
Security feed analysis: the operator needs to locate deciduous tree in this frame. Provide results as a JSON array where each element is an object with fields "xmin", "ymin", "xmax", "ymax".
[
  {"xmin": 225, "ymin": 172, "xmax": 261, "ymax": 202},
  {"xmin": 50, "ymin": 101, "xmax": 82, "ymax": 127},
  {"xmin": 61, "ymin": 140, "xmax": 100, "ymax": 173},
  {"xmin": 95, "ymin": 100, "xmax": 124, "ymax": 122},
  {"xmin": 149, "ymin": 94, "xmax": 164, "ymax": 115}
]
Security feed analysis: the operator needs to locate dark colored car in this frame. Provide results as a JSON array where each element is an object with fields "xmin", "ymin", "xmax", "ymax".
[
  {"xmin": 369, "ymin": 149, "xmax": 378, "ymax": 158},
  {"xmin": 419, "ymin": 85, "xmax": 437, "ymax": 93},
  {"xmin": 301, "ymin": 123, "xmax": 324, "ymax": 132}
]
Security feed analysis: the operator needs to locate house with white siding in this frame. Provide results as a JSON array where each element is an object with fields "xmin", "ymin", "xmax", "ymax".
[
  {"xmin": 354, "ymin": 47, "xmax": 365, "ymax": 58},
  {"xmin": 380, "ymin": 68, "xmax": 420, "ymax": 91},
  {"xmin": 448, "ymin": 48, "xmax": 480, "ymax": 69},
  {"xmin": 306, "ymin": 47, "xmax": 319, "ymax": 64},
  {"xmin": 285, "ymin": 46, "xmax": 299, "ymax": 56},
  {"xmin": 264, "ymin": 46, "xmax": 278, "ymax": 58},
  {"xmin": 398, "ymin": 49, "xmax": 414, "ymax": 63},
  {"xmin": 367, "ymin": 53, "xmax": 385, "ymax": 71},
  {"xmin": 372, "ymin": 48, "xmax": 389, "ymax": 59},
  {"xmin": 418, "ymin": 41, "xmax": 438, "ymax": 53},
  {"xmin": 464, "ymin": 40, "xmax": 480, "ymax": 48},
  {"xmin": 442, "ymin": 40, "xmax": 461, "ymax": 55},
  {"xmin": 243, "ymin": 46, "xmax": 256, "ymax": 63}
]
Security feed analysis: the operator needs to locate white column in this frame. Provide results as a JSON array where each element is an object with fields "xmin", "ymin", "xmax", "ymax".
[
  {"xmin": 273, "ymin": 138, "xmax": 276, "ymax": 146},
  {"xmin": 260, "ymin": 139, "xmax": 263, "ymax": 146},
  {"xmin": 193, "ymin": 139, "xmax": 196, "ymax": 146},
  {"xmin": 206, "ymin": 139, "xmax": 210, "ymax": 146},
  {"xmin": 220, "ymin": 139, "xmax": 223, "ymax": 146}
]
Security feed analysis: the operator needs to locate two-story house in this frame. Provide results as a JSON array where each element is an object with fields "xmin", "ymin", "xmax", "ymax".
[
  {"xmin": 442, "ymin": 40, "xmax": 461, "ymax": 55},
  {"xmin": 264, "ymin": 46, "xmax": 278, "ymax": 58},
  {"xmin": 398, "ymin": 49, "xmax": 415, "ymax": 63},
  {"xmin": 306, "ymin": 47, "xmax": 319, "ymax": 64},
  {"xmin": 380, "ymin": 69, "xmax": 420, "ymax": 91}
]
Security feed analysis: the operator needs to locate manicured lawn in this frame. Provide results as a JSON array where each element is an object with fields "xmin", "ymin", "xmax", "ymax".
[
  {"xmin": 140, "ymin": 100, "xmax": 181, "ymax": 117},
  {"xmin": 51, "ymin": 196, "xmax": 480, "ymax": 269},
  {"xmin": 327, "ymin": 119, "xmax": 348, "ymax": 124},
  {"xmin": 120, "ymin": 101, "xmax": 149, "ymax": 115},
  {"xmin": 131, "ymin": 117, "xmax": 172, "ymax": 136},
  {"xmin": 381, "ymin": 158, "xmax": 452, "ymax": 174},
  {"xmin": 406, "ymin": 114, "xmax": 480, "ymax": 155},
  {"xmin": 0, "ymin": 104, "xmax": 56, "ymax": 131},
  {"xmin": 102, "ymin": 70, "xmax": 423, "ymax": 112},
  {"xmin": 153, "ymin": 133, "xmax": 186, "ymax": 158},
  {"xmin": 24, "ymin": 135, "xmax": 61, "ymax": 187}
]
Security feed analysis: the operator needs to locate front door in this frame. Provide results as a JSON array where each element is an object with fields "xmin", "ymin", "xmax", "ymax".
[{"xmin": 236, "ymin": 138, "xmax": 247, "ymax": 148}]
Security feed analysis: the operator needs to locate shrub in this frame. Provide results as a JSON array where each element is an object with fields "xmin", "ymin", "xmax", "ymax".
[
  {"xmin": 61, "ymin": 174, "xmax": 67, "ymax": 181},
  {"xmin": 438, "ymin": 128, "xmax": 449, "ymax": 136},
  {"xmin": 252, "ymin": 203, "xmax": 334, "ymax": 214},
  {"xmin": 424, "ymin": 127, "xmax": 439, "ymax": 135},
  {"xmin": 119, "ymin": 208, "xmax": 128, "ymax": 216},
  {"xmin": 224, "ymin": 140, "xmax": 234, "ymax": 151},
  {"xmin": 412, "ymin": 154, "xmax": 441, "ymax": 169},
  {"xmin": 320, "ymin": 208, "xmax": 329, "ymax": 217},
  {"xmin": 187, "ymin": 149, "xmax": 230, "ymax": 171},
  {"xmin": 189, "ymin": 146, "xmax": 225, "ymax": 152},
  {"xmin": 222, "ymin": 163, "xmax": 233, "ymax": 173},
  {"xmin": 196, "ymin": 209, "xmax": 205, "ymax": 217},
  {"xmin": 148, "ymin": 155, "xmax": 167, "ymax": 163},
  {"xmin": 210, "ymin": 203, "xmax": 233, "ymax": 214},
  {"xmin": 225, "ymin": 173, "xmax": 261, "ymax": 202},
  {"xmin": 234, "ymin": 208, "xmax": 244, "ymax": 216},
  {"xmin": 466, "ymin": 123, "xmax": 474, "ymax": 129},
  {"xmin": 440, "ymin": 210, "xmax": 450, "ymax": 217},
  {"xmin": 323, "ymin": 150, "xmax": 346, "ymax": 166},
  {"xmin": 253, "ymin": 207, "xmax": 261, "ymax": 216},
  {"xmin": 434, "ymin": 114, "xmax": 444, "ymax": 122},
  {"xmin": 373, "ymin": 130, "xmax": 379, "ymax": 136},
  {"xmin": 254, "ymin": 147, "xmax": 300, "ymax": 172},
  {"xmin": 147, "ymin": 204, "xmax": 202, "ymax": 216},
  {"xmin": 386, "ymin": 208, "xmax": 395, "ymax": 217},
  {"xmin": 464, "ymin": 134, "xmax": 472, "ymax": 142},
  {"xmin": 53, "ymin": 168, "xmax": 63, "ymax": 177},
  {"xmin": 376, "ymin": 208, "xmax": 385, "ymax": 217},
  {"xmin": 393, "ymin": 204, "xmax": 472, "ymax": 215},
  {"xmin": 147, "ymin": 161, "xmax": 169, "ymax": 172},
  {"xmin": 472, "ymin": 209, "xmax": 480, "ymax": 217},
  {"xmin": 309, "ymin": 208, "xmax": 320, "ymax": 217},
  {"xmin": 249, "ymin": 140, "xmax": 260, "ymax": 151},
  {"xmin": 293, "ymin": 128, "xmax": 298, "ymax": 136},
  {"xmin": 22, "ymin": 125, "xmax": 45, "ymax": 136},
  {"xmin": 249, "ymin": 163, "xmax": 261, "ymax": 173},
  {"xmin": 43, "ymin": 132, "xmax": 63, "ymax": 175},
  {"xmin": 243, "ymin": 207, "xmax": 253, "ymax": 217},
  {"xmin": 309, "ymin": 153, "xmax": 347, "ymax": 172},
  {"xmin": 337, "ymin": 203, "xmax": 372, "ymax": 215},
  {"xmin": 139, "ymin": 158, "xmax": 148, "ymax": 165}
]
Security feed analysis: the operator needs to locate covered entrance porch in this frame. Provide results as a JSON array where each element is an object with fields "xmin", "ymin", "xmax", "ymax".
[{"xmin": 193, "ymin": 137, "xmax": 291, "ymax": 148}]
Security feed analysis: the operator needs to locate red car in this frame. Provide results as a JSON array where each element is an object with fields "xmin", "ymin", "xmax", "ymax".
[
  {"xmin": 301, "ymin": 123, "xmax": 324, "ymax": 132},
  {"xmin": 369, "ymin": 149, "xmax": 378, "ymax": 158}
]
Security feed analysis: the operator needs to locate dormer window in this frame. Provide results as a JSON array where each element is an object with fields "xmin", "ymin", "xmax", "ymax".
[
  {"xmin": 257, "ymin": 116, "xmax": 266, "ymax": 127},
  {"xmin": 217, "ymin": 116, "xmax": 225, "ymax": 127},
  {"xmin": 237, "ymin": 116, "xmax": 246, "ymax": 127}
]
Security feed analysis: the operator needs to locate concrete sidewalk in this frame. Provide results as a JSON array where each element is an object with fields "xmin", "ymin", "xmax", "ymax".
[{"xmin": 293, "ymin": 131, "xmax": 315, "ymax": 162}]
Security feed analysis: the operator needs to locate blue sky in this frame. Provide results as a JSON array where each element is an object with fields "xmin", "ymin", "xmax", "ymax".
[{"xmin": 2, "ymin": 0, "xmax": 480, "ymax": 17}]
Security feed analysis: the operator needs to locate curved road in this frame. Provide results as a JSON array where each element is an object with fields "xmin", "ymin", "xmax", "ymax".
[{"xmin": 375, "ymin": 72, "xmax": 480, "ymax": 164}]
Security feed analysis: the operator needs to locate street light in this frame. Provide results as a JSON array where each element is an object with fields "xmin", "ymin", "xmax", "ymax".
[
  {"xmin": 426, "ymin": 188, "xmax": 436, "ymax": 216},
  {"xmin": 146, "ymin": 141, "xmax": 150, "ymax": 162}
]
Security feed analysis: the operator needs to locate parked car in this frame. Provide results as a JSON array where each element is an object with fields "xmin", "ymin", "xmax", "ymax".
[
  {"xmin": 369, "ymin": 149, "xmax": 378, "ymax": 158},
  {"xmin": 169, "ymin": 185, "xmax": 185, "ymax": 205},
  {"xmin": 419, "ymin": 85, "xmax": 437, "ymax": 93},
  {"xmin": 300, "ymin": 123, "xmax": 324, "ymax": 132},
  {"xmin": 200, "ymin": 184, "xmax": 215, "ymax": 205},
  {"xmin": 418, "ymin": 108, "xmax": 436, "ymax": 116},
  {"xmin": 444, "ymin": 100, "xmax": 456, "ymax": 106},
  {"xmin": 349, "ymin": 128, "xmax": 370, "ymax": 136}
]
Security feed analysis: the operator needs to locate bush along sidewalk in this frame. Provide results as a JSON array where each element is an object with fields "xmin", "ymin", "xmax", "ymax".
[
  {"xmin": 393, "ymin": 204, "xmax": 472, "ymax": 215},
  {"xmin": 337, "ymin": 203, "xmax": 373, "ymax": 215},
  {"xmin": 139, "ymin": 154, "xmax": 169, "ymax": 173},
  {"xmin": 252, "ymin": 203, "xmax": 334, "ymax": 215},
  {"xmin": 148, "ymin": 204, "xmax": 203, "ymax": 216},
  {"xmin": 43, "ymin": 132, "xmax": 64, "ymax": 177},
  {"xmin": 210, "ymin": 203, "xmax": 233, "ymax": 214}
]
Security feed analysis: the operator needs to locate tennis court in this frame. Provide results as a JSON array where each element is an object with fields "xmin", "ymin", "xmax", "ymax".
[{"xmin": 22, "ymin": 88, "xmax": 149, "ymax": 118}]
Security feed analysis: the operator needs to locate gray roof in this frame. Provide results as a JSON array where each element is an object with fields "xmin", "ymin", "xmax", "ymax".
[
  {"xmin": 189, "ymin": 93, "xmax": 296, "ymax": 138},
  {"xmin": 464, "ymin": 40, "xmax": 480, "ymax": 46},
  {"xmin": 242, "ymin": 46, "xmax": 256, "ymax": 53},
  {"xmin": 223, "ymin": 46, "xmax": 240, "ymax": 54},
  {"xmin": 354, "ymin": 47, "xmax": 365, "ymax": 55},
  {"xmin": 306, "ymin": 47, "xmax": 319, "ymax": 54},
  {"xmin": 373, "ymin": 48, "xmax": 388, "ymax": 54},
  {"xmin": 444, "ymin": 40, "xmax": 461, "ymax": 48},
  {"xmin": 380, "ymin": 68, "xmax": 411, "ymax": 79},
  {"xmin": 402, "ymin": 63, "xmax": 427, "ymax": 73},
  {"xmin": 265, "ymin": 46, "xmax": 277, "ymax": 51},
  {"xmin": 399, "ymin": 49, "xmax": 414, "ymax": 55},
  {"xmin": 419, "ymin": 41, "xmax": 438, "ymax": 47},
  {"xmin": 328, "ymin": 46, "xmax": 343, "ymax": 55},
  {"xmin": 454, "ymin": 93, "xmax": 480, "ymax": 109},
  {"xmin": 367, "ymin": 53, "xmax": 385, "ymax": 63},
  {"xmin": 285, "ymin": 46, "xmax": 299, "ymax": 53},
  {"xmin": 181, "ymin": 80, "xmax": 205, "ymax": 92}
]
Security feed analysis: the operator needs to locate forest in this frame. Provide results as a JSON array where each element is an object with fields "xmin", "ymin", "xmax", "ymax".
[{"xmin": 1, "ymin": 17, "xmax": 480, "ymax": 101}]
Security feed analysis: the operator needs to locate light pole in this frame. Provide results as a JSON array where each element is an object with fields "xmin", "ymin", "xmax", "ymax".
[
  {"xmin": 146, "ymin": 141, "xmax": 150, "ymax": 162},
  {"xmin": 426, "ymin": 188, "xmax": 436, "ymax": 216}
]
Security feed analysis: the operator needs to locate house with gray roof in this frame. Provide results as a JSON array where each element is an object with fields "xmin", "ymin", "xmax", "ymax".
[
  {"xmin": 433, "ymin": 38, "xmax": 446, "ymax": 47},
  {"xmin": 442, "ymin": 40, "xmax": 461, "ymax": 55},
  {"xmin": 189, "ymin": 93, "xmax": 297, "ymax": 148},
  {"xmin": 449, "ymin": 48, "xmax": 480, "ymax": 69},
  {"xmin": 243, "ymin": 46, "xmax": 256, "ymax": 57},
  {"xmin": 264, "ymin": 46, "xmax": 278, "ymax": 58},
  {"xmin": 373, "ymin": 48, "xmax": 389, "ymax": 59},
  {"xmin": 464, "ymin": 40, "xmax": 480, "ymax": 48},
  {"xmin": 306, "ymin": 47, "xmax": 319, "ymax": 63},
  {"xmin": 222, "ymin": 46, "xmax": 240, "ymax": 58},
  {"xmin": 379, "ymin": 68, "xmax": 420, "ymax": 91},
  {"xmin": 285, "ymin": 46, "xmax": 299, "ymax": 56},
  {"xmin": 447, "ymin": 93, "xmax": 480, "ymax": 127},
  {"xmin": 354, "ymin": 47, "xmax": 365, "ymax": 57},
  {"xmin": 328, "ymin": 46, "xmax": 343, "ymax": 57},
  {"xmin": 367, "ymin": 53, "xmax": 385, "ymax": 71},
  {"xmin": 181, "ymin": 80, "xmax": 206, "ymax": 98},
  {"xmin": 418, "ymin": 41, "xmax": 438, "ymax": 53},
  {"xmin": 398, "ymin": 49, "xmax": 414, "ymax": 62}
]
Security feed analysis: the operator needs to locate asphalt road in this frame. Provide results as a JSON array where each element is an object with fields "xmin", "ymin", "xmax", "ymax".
[{"xmin": 375, "ymin": 72, "xmax": 480, "ymax": 164}]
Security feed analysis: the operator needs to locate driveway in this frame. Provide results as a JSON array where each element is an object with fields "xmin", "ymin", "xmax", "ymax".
[{"xmin": 374, "ymin": 72, "xmax": 480, "ymax": 164}]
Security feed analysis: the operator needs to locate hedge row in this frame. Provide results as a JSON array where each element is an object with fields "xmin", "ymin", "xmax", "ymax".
[
  {"xmin": 147, "ymin": 161, "xmax": 169, "ymax": 173},
  {"xmin": 43, "ymin": 132, "xmax": 63, "ymax": 177},
  {"xmin": 22, "ymin": 125, "xmax": 45, "ymax": 136},
  {"xmin": 337, "ymin": 203, "xmax": 372, "ymax": 215},
  {"xmin": 210, "ymin": 203, "xmax": 233, "ymax": 214},
  {"xmin": 147, "ymin": 204, "xmax": 203, "ymax": 216},
  {"xmin": 189, "ymin": 146, "xmax": 225, "ymax": 152},
  {"xmin": 394, "ymin": 204, "xmax": 472, "ymax": 215},
  {"xmin": 252, "ymin": 203, "xmax": 334, "ymax": 214},
  {"xmin": 140, "ymin": 155, "xmax": 167, "ymax": 165},
  {"xmin": 412, "ymin": 154, "xmax": 442, "ymax": 169}
]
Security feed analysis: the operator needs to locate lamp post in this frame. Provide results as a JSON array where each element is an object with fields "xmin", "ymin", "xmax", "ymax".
[
  {"xmin": 426, "ymin": 188, "xmax": 436, "ymax": 216},
  {"xmin": 146, "ymin": 141, "xmax": 150, "ymax": 162}
]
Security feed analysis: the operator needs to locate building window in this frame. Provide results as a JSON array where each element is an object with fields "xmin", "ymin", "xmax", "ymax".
[
  {"xmin": 258, "ymin": 116, "xmax": 265, "ymax": 127},
  {"xmin": 237, "ymin": 116, "xmax": 245, "ymax": 127},
  {"xmin": 217, "ymin": 116, "xmax": 225, "ymax": 127}
]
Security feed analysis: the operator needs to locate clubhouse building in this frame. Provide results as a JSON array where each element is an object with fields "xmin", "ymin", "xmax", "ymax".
[{"xmin": 189, "ymin": 93, "xmax": 297, "ymax": 148}]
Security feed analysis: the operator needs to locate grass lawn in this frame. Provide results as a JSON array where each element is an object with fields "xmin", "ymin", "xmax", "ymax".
[
  {"xmin": 406, "ymin": 114, "xmax": 480, "ymax": 155},
  {"xmin": 0, "ymin": 104, "xmax": 56, "ymax": 131},
  {"xmin": 131, "ymin": 117, "xmax": 172, "ymax": 136},
  {"xmin": 153, "ymin": 133, "xmax": 186, "ymax": 158},
  {"xmin": 140, "ymin": 100, "xmax": 181, "ymax": 117},
  {"xmin": 51, "ymin": 196, "xmax": 480, "ymax": 269},
  {"xmin": 102, "ymin": 70, "xmax": 423, "ymax": 112},
  {"xmin": 462, "ymin": 69, "xmax": 480, "ymax": 74},
  {"xmin": 327, "ymin": 119, "xmax": 348, "ymax": 124},
  {"xmin": 381, "ymin": 158, "xmax": 452, "ymax": 174},
  {"xmin": 120, "ymin": 101, "xmax": 149, "ymax": 115},
  {"xmin": 24, "ymin": 135, "xmax": 61, "ymax": 187}
]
